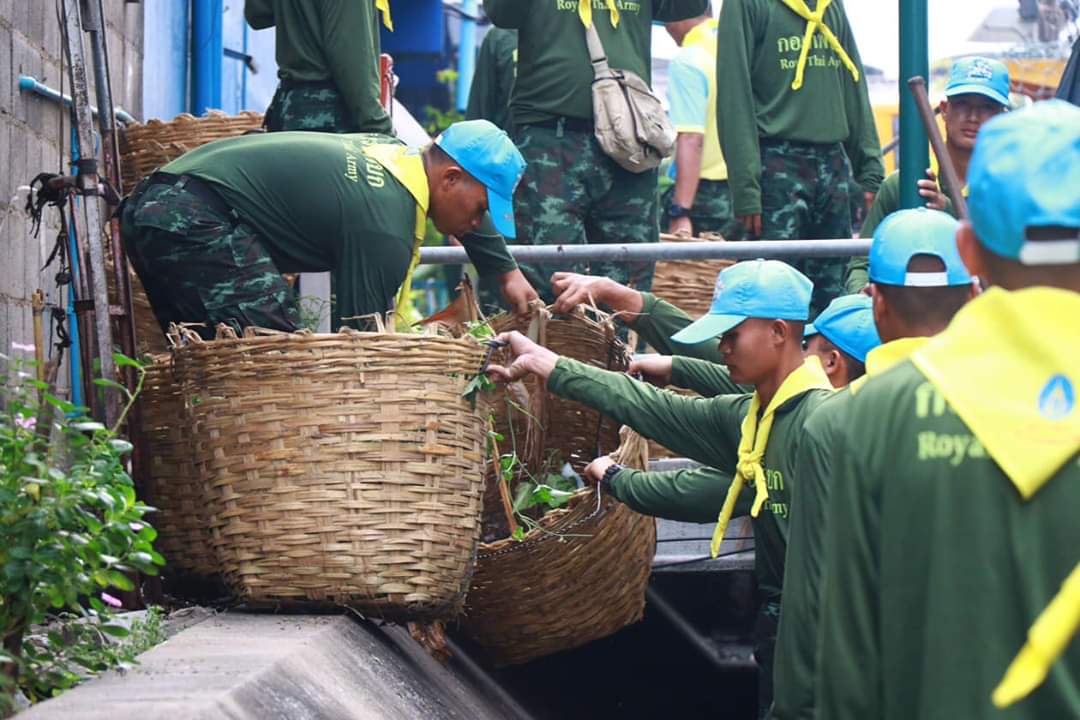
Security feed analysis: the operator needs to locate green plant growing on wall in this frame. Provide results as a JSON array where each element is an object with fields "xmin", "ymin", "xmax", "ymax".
[
  {"xmin": 0, "ymin": 345, "xmax": 164, "ymax": 712},
  {"xmin": 423, "ymin": 68, "xmax": 465, "ymax": 135}
]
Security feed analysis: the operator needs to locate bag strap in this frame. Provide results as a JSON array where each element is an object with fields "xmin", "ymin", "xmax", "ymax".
[{"xmin": 585, "ymin": 23, "xmax": 612, "ymax": 77}]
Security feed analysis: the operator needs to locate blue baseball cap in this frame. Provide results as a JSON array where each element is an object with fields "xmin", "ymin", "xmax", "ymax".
[
  {"xmin": 869, "ymin": 208, "xmax": 971, "ymax": 287},
  {"xmin": 805, "ymin": 294, "xmax": 880, "ymax": 363},
  {"xmin": 435, "ymin": 120, "xmax": 526, "ymax": 238},
  {"xmin": 968, "ymin": 99, "xmax": 1080, "ymax": 265},
  {"xmin": 945, "ymin": 57, "xmax": 1010, "ymax": 107},
  {"xmin": 671, "ymin": 259, "xmax": 812, "ymax": 345}
]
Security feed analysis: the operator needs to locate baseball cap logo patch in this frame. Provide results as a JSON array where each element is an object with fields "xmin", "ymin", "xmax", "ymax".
[
  {"xmin": 966, "ymin": 58, "xmax": 994, "ymax": 81},
  {"xmin": 1038, "ymin": 374, "xmax": 1075, "ymax": 421}
]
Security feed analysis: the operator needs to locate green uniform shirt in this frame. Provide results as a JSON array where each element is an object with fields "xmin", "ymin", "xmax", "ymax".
[
  {"xmin": 245, "ymin": 0, "xmax": 391, "ymax": 134},
  {"xmin": 548, "ymin": 357, "xmax": 832, "ymax": 603},
  {"xmin": 715, "ymin": 0, "xmax": 883, "ymax": 216},
  {"xmin": 483, "ymin": 0, "xmax": 708, "ymax": 125},
  {"xmin": 771, "ymin": 389, "xmax": 852, "ymax": 720},
  {"xmin": 466, "ymin": 28, "xmax": 518, "ymax": 133},
  {"xmin": 817, "ymin": 360, "xmax": 1080, "ymax": 719},
  {"xmin": 162, "ymin": 132, "xmax": 515, "ymax": 323},
  {"xmin": 844, "ymin": 171, "xmax": 958, "ymax": 293}
]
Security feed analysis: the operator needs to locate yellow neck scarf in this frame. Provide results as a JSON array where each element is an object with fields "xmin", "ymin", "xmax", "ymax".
[
  {"xmin": 710, "ymin": 356, "xmax": 832, "ymax": 557},
  {"xmin": 849, "ymin": 336, "xmax": 930, "ymax": 395},
  {"xmin": 683, "ymin": 18, "xmax": 718, "ymax": 51},
  {"xmin": 375, "ymin": 0, "xmax": 393, "ymax": 31},
  {"xmin": 579, "ymin": 0, "xmax": 620, "ymax": 29},
  {"xmin": 910, "ymin": 286, "xmax": 1080, "ymax": 707},
  {"xmin": 362, "ymin": 144, "xmax": 429, "ymax": 325},
  {"xmin": 993, "ymin": 562, "xmax": 1080, "ymax": 708},
  {"xmin": 779, "ymin": 0, "xmax": 860, "ymax": 90}
]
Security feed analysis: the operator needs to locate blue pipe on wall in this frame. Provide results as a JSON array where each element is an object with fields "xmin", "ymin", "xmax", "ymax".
[
  {"xmin": 67, "ymin": 124, "xmax": 84, "ymax": 410},
  {"xmin": 455, "ymin": 0, "xmax": 477, "ymax": 112},
  {"xmin": 191, "ymin": 0, "xmax": 224, "ymax": 115}
]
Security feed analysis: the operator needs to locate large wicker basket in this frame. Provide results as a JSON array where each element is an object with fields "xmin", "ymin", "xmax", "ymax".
[
  {"xmin": 172, "ymin": 323, "xmax": 489, "ymax": 620},
  {"xmin": 461, "ymin": 305, "xmax": 657, "ymax": 665},
  {"xmin": 462, "ymin": 428, "xmax": 656, "ymax": 666},
  {"xmin": 651, "ymin": 233, "xmax": 734, "ymax": 319},
  {"xmin": 119, "ymin": 110, "xmax": 265, "ymax": 193},
  {"xmin": 137, "ymin": 353, "xmax": 218, "ymax": 582}
]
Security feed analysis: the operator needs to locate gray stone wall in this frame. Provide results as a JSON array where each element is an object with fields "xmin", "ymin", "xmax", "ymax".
[{"xmin": 0, "ymin": 0, "xmax": 142, "ymax": 391}]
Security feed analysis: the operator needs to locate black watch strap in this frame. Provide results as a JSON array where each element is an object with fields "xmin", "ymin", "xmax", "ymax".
[
  {"xmin": 600, "ymin": 462, "xmax": 625, "ymax": 493},
  {"xmin": 668, "ymin": 202, "xmax": 691, "ymax": 219}
]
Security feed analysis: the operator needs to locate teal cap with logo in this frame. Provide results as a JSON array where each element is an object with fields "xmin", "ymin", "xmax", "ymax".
[
  {"xmin": 870, "ymin": 208, "xmax": 971, "ymax": 287},
  {"xmin": 967, "ymin": 99, "xmax": 1080, "ymax": 265},
  {"xmin": 945, "ymin": 57, "xmax": 1010, "ymax": 107},
  {"xmin": 805, "ymin": 294, "xmax": 880, "ymax": 363},
  {"xmin": 671, "ymin": 259, "xmax": 812, "ymax": 345},
  {"xmin": 435, "ymin": 119, "xmax": 526, "ymax": 238}
]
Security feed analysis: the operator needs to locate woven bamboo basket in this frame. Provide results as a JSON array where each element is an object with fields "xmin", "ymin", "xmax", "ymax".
[
  {"xmin": 137, "ymin": 353, "xmax": 218, "ymax": 581},
  {"xmin": 173, "ymin": 322, "xmax": 488, "ymax": 620},
  {"xmin": 119, "ymin": 110, "xmax": 265, "ymax": 193},
  {"xmin": 651, "ymin": 233, "xmax": 735, "ymax": 319},
  {"xmin": 462, "ymin": 427, "xmax": 656, "ymax": 666},
  {"xmin": 479, "ymin": 304, "xmax": 631, "ymax": 538}
]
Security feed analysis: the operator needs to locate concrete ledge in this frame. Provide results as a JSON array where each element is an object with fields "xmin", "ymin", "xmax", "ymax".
[{"xmin": 21, "ymin": 613, "xmax": 519, "ymax": 719}]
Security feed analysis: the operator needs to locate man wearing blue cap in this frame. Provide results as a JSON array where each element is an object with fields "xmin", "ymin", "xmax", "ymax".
[
  {"xmin": 487, "ymin": 258, "xmax": 836, "ymax": 716},
  {"xmin": 771, "ymin": 207, "xmax": 972, "ymax": 720},
  {"xmin": 845, "ymin": 56, "xmax": 1011, "ymax": 292},
  {"xmin": 122, "ymin": 120, "xmax": 537, "ymax": 337},
  {"xmin": 817, "ymin": 100, "xmax": 1080, "ymax": 719},
  {"xmin": 801, "ymin": 294, "xmax": 879, "ymax": 388}
]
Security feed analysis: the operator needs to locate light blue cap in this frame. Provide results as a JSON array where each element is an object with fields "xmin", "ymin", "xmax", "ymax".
[
  {"xmin": 671, "ymin": 259, "xmax": 812, "ymax": 345},
  {"xmin": 869, "ymin": 208, "xmax": 971, "ymax": 287},
  {"xmin": 968, "ymin": 99, "xmax": 1080, "ymax": 265},
  {"xmin": 805, "ymin": 294, "xmax": 880, "ymax": 363},
  {"xmin": 435, "ymin": 120, "xmax": 526, "ymax": 238},
  {"xmin": 945, "ymin": 57, "xmax": 1010, "ymax": 107}
]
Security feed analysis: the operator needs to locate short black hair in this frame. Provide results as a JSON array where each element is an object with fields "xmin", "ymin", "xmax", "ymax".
[
  {"xmin": 876, "ymin": 254, "xmax": 969, "ymax": 331},
  {"xmin": 814, "ymin": 335, "xmax": 866, "ymax": 381}
]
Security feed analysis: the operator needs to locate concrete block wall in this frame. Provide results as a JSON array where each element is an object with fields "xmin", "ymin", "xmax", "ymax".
[{"xmin": 0, "ymin": 0, "xmax": 142, "ymax": 393}]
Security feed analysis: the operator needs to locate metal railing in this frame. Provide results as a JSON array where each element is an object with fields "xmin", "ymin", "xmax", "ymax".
[{"xmin": 419, "ymin": 238, "xmax": 870, "ymax": 265}]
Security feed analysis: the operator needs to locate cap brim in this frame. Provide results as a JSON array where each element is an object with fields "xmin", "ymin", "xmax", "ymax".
[
  {"xmin": 487, "ymin": 188, "xmax": 516, "ymax": 239},
  {"xmin": 945, "ymin": 84, "xmax": 1009, "ymax": 107},
  {"xmin": 804, "ymin": 323, "xmax": 819, "ymax": 337},
  {"xmin": 670, "ymin": 313, "xmax": 745, "ymax": 345}
]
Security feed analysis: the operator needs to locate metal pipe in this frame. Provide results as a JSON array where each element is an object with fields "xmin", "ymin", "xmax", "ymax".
[
  {"xmin": 456, "ymin": 0, "xmax": 478, "ymax": 112},
  {"xmin": 419, "ymin": 239, "xmax": 871, "ymax": 265},
  {"xmin": 191, "ymin": 0, "xmax": 224, "ymax": 115},
  {"xmin": 899, "ymin": 0, "xmax": 930, "ymax": 209},
  {"xmin": 18, "ymin": 75, "xmax": 136, "ymax": 124},
  {"xmin": 645, "ymin": 586, "xmax": 729, "ymax": 671},
  {"xmin": 61, "ymin": 0, "xmax": 118, "ymax": 426}
]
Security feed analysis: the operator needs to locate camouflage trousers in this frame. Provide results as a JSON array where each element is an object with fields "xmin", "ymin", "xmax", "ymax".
[
  {"xmin": 120, "ymin": 176, "xmax": 301, "ymax": 340},
  {"xmin": 264, "ymin": 81, "xmax": 391, "ymax": 134},
  {"xmin": 760, "ymin": 139, "xmax": 853, "ymax": 318},
  {"xmin": 660, "ymin": 179, "xmax": 745, "ymax": 241},
  {"xmin": 511, "ymin": 122, "xmax": 659, "ymax": 303}
]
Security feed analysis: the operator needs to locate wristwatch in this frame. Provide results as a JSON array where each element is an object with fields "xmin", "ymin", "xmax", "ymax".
[
  {"xmin": 667, "ymin": 202, "xmax": 692, "ymax": 219},
  {"xmin": 600, "ymin": 462, "xmax": 625, "ymax": 494}
]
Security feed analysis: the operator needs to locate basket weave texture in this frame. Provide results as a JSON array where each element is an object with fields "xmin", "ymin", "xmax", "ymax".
[
  {"xmin": 651, "ymin": 233, "xmax": 734, "ymax": 319},
  {"xmin": 168, "ymin": 325, "xmax": 488, "ymax": 620},
  {"xmin": 119, "ymin": 110, "xmax": 265, "ymax": 193},
  {"xmin": 138, "ymin": 353, "xmax": 217, "ymax": 579},
  {"xmin": 462, "ymin": 306, "xmax": 657, "ymax": 665},
  {"xmin": 462, "ymin": 427, "xmax": 656, "ymax": 666}
]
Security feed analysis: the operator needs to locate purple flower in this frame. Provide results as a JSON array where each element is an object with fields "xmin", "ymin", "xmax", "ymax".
[
  {"xmin": 129, "ymin": 522, "xmax": 144, "ymax": 532},
  {"xmin": 11, "ymin": 342, "xmax": 35, "ymax": 352},
  {"xmin": 101, "ymin": 592, "xmax": 123, "ymax": 608},
  {"xmin": 15, "ymin": 414, "xmax": 36, "ymax": 431}
]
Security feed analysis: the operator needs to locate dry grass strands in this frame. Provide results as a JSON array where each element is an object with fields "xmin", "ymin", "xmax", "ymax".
[
  {"xmin": 119, "ymin": 110, "xmax": 265, "ymax": 193},
  {"xmin": 171, "ymin": 322, "xmax": 488, "ymax": 620},
  {"xmin": 651, "ymin": 232, "xmax": 735, "ymax": 319},
  {"xmin": 462, "ymin": 426, "xmax": 656, "ymax": 666}
]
